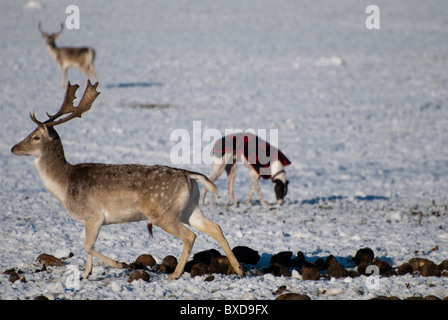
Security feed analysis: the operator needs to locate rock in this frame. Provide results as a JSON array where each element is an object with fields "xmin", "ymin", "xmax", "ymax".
[
  {"xmin": 314, "ymin": 258, "xmax": 325, "ymax": 271},
  {"xmin": 373, "ymin": 258, "xmax": 392, "ymax": 275},
  {"xmin": 273, "ymin": 285, "xmax": 287, "ymax": 295},
  {"xmin": 352, "ymin": 248, "xmax": 374, "ymax": 265},
  {"xmin": 438, "ymin": 260, "xmax": 448, "ymax": 271},
  {"xmin": 232, "ymin": 246, "xmax": 260, "ymax": 265},
  {"xmin": 155, "ymin": 255, "xmax": 178, "ymax": 274},
  {"xmin": 184, "ymin": 259, "xmax": 199, "ymax": 273},
  {"xmin": 135, "ymin": 254, "xmax": 156, "ymax": 267},
  {"xmin": 408, "ymin": 258, "xmax": 433, "ymax": 271},
  {"xmin": 209, "ymin": 256, "xmax": 237, "ymax": 275},
  {"xmin": 397, "ymin": 263, "xmax": 413, "ymax": 276},
  {"xmin": 275, "ymin": 293, "xmax": 311, "ymax": 300},
  {"xmin": 34, "ymin": 295, "xmax": 49, "ymax": 300},
  {"xmin": 325, "ymin": 255, "xmax": 338, "ymax": 266},
  {"xmin": 290, "ymin": 251, "xmax": 305, "ymax": 268},
  {"xmin": 8, "ymin": 270, "xmax": 26, "ymax": 283},
  {"xmin": 3, "ymin": 268, "xmax": 17, "ymax": 275},
  {"xmin": 265, "ymin": 263, "xmax": 291, "ymax": 277},
  {"xmin": 406, "ymin": 296, "xmax": 425, "ymax": 300},
  {"xmin": 128, "ymin": 270, "xmax": 150, "ymax": 283},
  {"xmin": 204, "ymin": 275, "xmax": 215, "ymax": 282},
  {"xmin": 301, "ymin": 264, "xmax": 320, "ymax": 281},
  {"xmin": 370, "ymin": 296, "xmax": 400, "ymax": 300},
  {"xmin": 250, "ymin": 268, "xmax": 265, "ymax": 276},
  {"xmin": 36, "ymin": 254, "xmax": 65, "ymax": 267},
  {"xmin": 162, "ymin": 255, "xmax": 178, "ymax": 270},
  {"xmin": 347, "ymin": 270, "xmax": 359, "ymax": 278},
  {"xmin": 190, "ymin": 263, "xmax": 209, "ymax": 277},
  {"xmin": 327, "ymin": 260, "xmax": 347, "ymax": 278},
  {"xmin": 419, "ymin": 261, "xmax": 441, "ymax": 277},
  {"xmin": 270, "ymin": 251, "xmax": 293, "ymax": 267},
  {"xmin": 193, "ymin": 249, "xmax": 222, "ymax": 265},
  {"xmin": 127, "ymin": 262, "xmax": 149, "ymax": 271},
  {"xmin": 357, "ymin": 261, "xmax": 369, "ymax": 275}
]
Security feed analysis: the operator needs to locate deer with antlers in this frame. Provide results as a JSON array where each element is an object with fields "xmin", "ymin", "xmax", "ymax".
[
  {"xmin": 38, "ymin": 23, "xmax": 97, "ymax": 87},
  {"xmin": 11, "ymin": 81, "xmax": 243, "ymax": 280}
]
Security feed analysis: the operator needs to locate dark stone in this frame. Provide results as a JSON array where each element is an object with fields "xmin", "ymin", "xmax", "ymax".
[
  {"xmin": 276, "ymin": 293, "xmax": 311, "ymax": 300},
  {"xmin": 438, "ymin": 260, "xmax": 448, "ymax": 271},
  {"xmin": 190, "ymin": 263, "xmax": 209, "ymax": 277},
  {"xmin": 128, "ymin": 270, "xmax": 150, "ymax": 283},
  {"xmin": 373, "ymin": 258, "xmax": 392, "ymax": 275},
  {"xmin": 301, "ymin": 264, "xmax": 320, "ymax": 281},
  {"xmin": 419, "ymin": 261, "xmax": 441, "ymax": 277},
  {"xmin": 162, "ymin": 255, "xmax": 178, "ymax": 270},
  {"xmin": 193, "ymin": 249, "xmax": 222, "ymax": 265},
  {"xmin": 352, "ymin": 248, "xmax": 374, "ymax": 265},
  {"xmin": 397, "ymin": 263, "xmax": 413, "ymax": 276},
  {"xmin": 290, "ymin": 251, "xmax": 305, "ymax": 268},
  {"xmin": 232, "ymin": 246, "xmax": 260, "ymax": 265},
  {"xmin": 36, "ymin": 254, "xmax": 65, "ymax": 267},
  {"xmin": 135, "ymin": 254, "xmax": 156, "ymax": 267},
  {"xmin": 270, "ymin": 251, "xmax": 293, "ymax": 267},
  {"xmin": 327, "ymin": 260, "xmax": 347, "ymax": 278},
  {"xmin": 209, "ymin": 256, "xmax": 237, "ymax": 275},
  {"xmin": 265, "ymin": 263, "xmax": 291, "ymax": 277}
]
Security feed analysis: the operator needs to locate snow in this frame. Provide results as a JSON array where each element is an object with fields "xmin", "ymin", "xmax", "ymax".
[{"xmin": 1, "ymin": 0, "xmax": 448, "ymax": 300}]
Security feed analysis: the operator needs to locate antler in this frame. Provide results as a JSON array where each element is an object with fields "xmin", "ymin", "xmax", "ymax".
[
  {"xmin": 38, "ymin": 22, "xmax": 64, "ymax": 36},
  {"xmin": 56, "ymin": 23, "xmax": 64, "ymax": 36},
  {"xmin": 30, "ymin": 81, "xmax": 100, "ymax": 127},
  {"xmin": 38, "ymin": 22, "xmax": 45, "ymax": 35}
]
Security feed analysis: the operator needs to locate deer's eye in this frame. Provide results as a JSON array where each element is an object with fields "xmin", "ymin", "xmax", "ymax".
[{"xmin": 33, "ymin": 135, "xmax": 40, "ymax": 141}]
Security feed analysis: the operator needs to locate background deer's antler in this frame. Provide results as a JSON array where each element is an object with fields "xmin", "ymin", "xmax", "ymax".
[{"xmin": 30, "ymin": 81, "xmax": 100, "ymax": 127}]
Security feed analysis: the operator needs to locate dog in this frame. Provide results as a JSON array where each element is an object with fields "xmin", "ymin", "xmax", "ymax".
[{"xmin": 201, "ymin": 133, "xmax": 291, "ymax": 206}]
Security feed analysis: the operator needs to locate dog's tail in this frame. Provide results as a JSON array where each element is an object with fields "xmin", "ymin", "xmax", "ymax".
[{"xmin": 188, "ymin": 172, "xmax": 218, "ymax": 207}]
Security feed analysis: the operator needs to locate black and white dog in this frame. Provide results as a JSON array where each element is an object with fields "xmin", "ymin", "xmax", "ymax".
[{"xmin": 201, "ymin": 133, "xmax": 291, "ymax": 206}]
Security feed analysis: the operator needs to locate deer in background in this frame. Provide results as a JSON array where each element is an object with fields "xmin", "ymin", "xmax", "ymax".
[
  {"xmin": 11, "ymin": 81, "xmax": 243, "ymax": 280},
  {"xmin": 38, "ymin": 23, "xmax": 97, "ymax": 87}
]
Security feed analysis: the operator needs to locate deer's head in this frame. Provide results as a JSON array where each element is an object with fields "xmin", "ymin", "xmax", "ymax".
[
  {"xmin": 12, "ymin": 81, "xmax": 100, "ymax": 157},
  {"xmin": 38, "ymin": 22, "xmax": 64, "ymax": 46}
]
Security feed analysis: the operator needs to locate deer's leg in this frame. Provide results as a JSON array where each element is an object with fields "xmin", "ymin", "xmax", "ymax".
[
  {"xmin": 80, "ymin": 65, "xmax": 90, "ymax": 83},
  {"xmin": 89, "ymin": 63, "xmax": 98, "ymax": 82},
  {"xmin": 60, "ymin": 66, "xmax": 67, "ymax": 88},
  {"xmin": 82, "ymin": 219, "xmax": 126, "ymax": 279},
  {"xmin": 201, "ymin": 160, "xmax": 226, "ymax": 205},
  {"xmin": 158, "ymin": 221, "xmax": 196, "ymax": 280},
  {"xmin": 225, "ymin": 163, "xmax": 239, "ymax": 206},
  {"xmin": 188, "ymin": 208, "xmax": 243, "ymax": 276}
]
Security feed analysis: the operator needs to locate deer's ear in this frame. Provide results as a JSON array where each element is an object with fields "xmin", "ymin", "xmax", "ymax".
[{"xmin": 46, "ymin": 126, "xmax": 60, "ymax": 140}]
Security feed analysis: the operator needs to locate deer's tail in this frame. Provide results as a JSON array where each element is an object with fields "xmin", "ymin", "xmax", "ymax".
[{"xmin": 188, "ymin": 172, "xmax": 218, "ymax": 206}]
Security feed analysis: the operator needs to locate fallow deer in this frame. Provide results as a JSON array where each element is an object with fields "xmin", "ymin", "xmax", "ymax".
[
  {"xmin": 11, "ymin": 81, "xmax": 243, "ymax": 280},
  {"xmin": 38, "ymin": 23, "xmax": 97, "ymax": 87}
]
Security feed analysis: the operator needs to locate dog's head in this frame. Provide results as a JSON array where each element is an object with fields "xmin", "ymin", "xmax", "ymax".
[{"xmin": 273, "ymin": 179, "xmax": 289, "ymax": 205}]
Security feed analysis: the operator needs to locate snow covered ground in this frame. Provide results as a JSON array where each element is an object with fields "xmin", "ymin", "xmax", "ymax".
[{"xmin": 1, "ymin": 0, "xmax": 448, "ymax": 300}]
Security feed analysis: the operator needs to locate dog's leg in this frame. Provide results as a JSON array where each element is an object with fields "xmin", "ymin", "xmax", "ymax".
[
  {"xmin": 226, "ymin": 163, "xmax": 239, "ymax": 206},
  {"xmin": 246, "ymin": 180, "xmax": 256, "ymax": 205},
  {"xmin": 246, "ymin": 170, "xmax": 268, "ymax": 206},
  {"xmin": 201, "ymin": 157, "xmax": 226, "ymax": 206}
]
